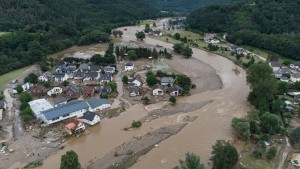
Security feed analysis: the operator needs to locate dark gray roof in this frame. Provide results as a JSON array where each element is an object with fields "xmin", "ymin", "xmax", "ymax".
[
  {"xmin": 79, "ymin": 63, "xmax": 89, "ymax": 70},
  {"xmin": 101, "ymin": 73, "xmax": 112, "ymax": 81},
  {"xmin": 292, "ymin": 73, "xmax": 300, "ymax": 78},
  {"xmin": 270, "ymin": 61, "xmax": 281, "ymax": 67},
  {"xmin": 67, "ymin": 65, "xmax": 77, "ymax": 72},
  {"xmin": 167, "ymin": 84, "xmax": 182, "ymax": 92},
  {"xmin": 279, "ymin": 67, "xmax": 292, "ymax": 74},
  {"xmin": 56, "ymin": 64, "xmax": 67, "ymax": 71},
  {"xmin": 152, "ymin": 84, "xmax": 164, "ymax": 90},
  {"xmin": 129, "ymin": 86, "xmax": 143, "ymax": 94},
  {"xmin": 161, "ymin": 77, "xmax": 174, "ymax": 84},
  {"xmin": 42, "ymin": 100, "xmax": 89, "ymax": 120},
  {"xmin": 280, "ymin": 76, "xmax": 289, "ymax": 81},
  {"xmin": 103, "ymin": 66, "xmax": 115, "ymax": 72},
  {"xmin": 87, "ymin": 98, "xmax": 110, "ymax": 109},
  {"xmin": 53, "ymin": 97, "xmax": 68, "ymax": 105},
  {"xmin": 90, "ymin": 65, "xmax": 101, "ymax": 72},
  {"xmin": 82, "ymin": 111, "xmax": 96, "ymax": 121},
  {"xmin": 74, "ymin": 71, "xmax": 85, "ymax": 78},
  {"xmin": 125, "ymin": 63, "xmax": 134, "ymax": 66},
  {"xmin": 99, "ymin": 85, "xmax": 112, "ymax": 94},
  {"xmin": 0, "ymin": 100, "xmax": 5, "ymax": 109},
  {"xmin": 69, "ymin": 84, "xmax": 78, "ymax": 93},
  {"xmin": 55, "ymin": 73, "xmax": 66, "ymax": 78},
  {"xmin": 88, "ymin": 72, "xmax": 99, "ymax": 78},
  {"xmin": 293, "ymin": 61, "xmax": 300, "ymax": 67}
]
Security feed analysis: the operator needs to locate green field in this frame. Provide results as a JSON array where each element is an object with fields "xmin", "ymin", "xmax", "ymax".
[
  {"xmin": 0, "ymin": 67, "xmax": 29, "ymax": 89},
  {"xmin": 240, "ymin": 151, "xmax": 276, "ymax": 169},
  {"xmin": 139, "ymin": 19, "xmax": 157, "ymax": 25}
]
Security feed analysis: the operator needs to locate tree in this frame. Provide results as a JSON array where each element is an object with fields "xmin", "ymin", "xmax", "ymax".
[
  {"xmin": 153, "ymin": 22, "xmax": 156, "ymax": 27},
  {"xmin": 19, "ymin": 92, "xmax": 32, "ymax": 103},
  {"xmin": 267, "ymin": 146, "xmax": 277, "ymax": 160},
  {"xmin": 112, "ymin": 30, "xmax": 119, "ymax": 37},
  {"xmin": 16, "ymin": 85, "xmax": 23, "ymax": 94},
  {"xmin": 135, "ymin": 31, "xmax": 146, "ymax": 40},
  {"xmin": 60, "ymin": 150, "xmax": 80, "ymax": 169},
  {"xmin": 145, "ymin": 24, "xmax": 151, "ymax": 33},
  {"xmin": 182, "ymin": 36, "xmax": 188, "ymax": 43},
  {"xmin": 24, "ymin": 73, "xmax": 38, "ymax": 84},
  {"xmin": 210, "ymin": 140, "xmax": 238, "ymax": 169},
  {"xmin": 277, "ymin": 81, "xmax": 288, "ymax": 95},
  {"xmin": 132, "ymin": 120, "xmax": 142, "ymax": 128},
  {"xmin": 122, "ymin": 75, "xmax": 128, "ymax": 84},
  {"xmin": 128, "ymin": 50, "xmax": 137, "ymax": 60},
  {"xmin": 174, "ymin": 33, "xmax": 181, "ymax": 40},
  {"xmin": 152, "ymin": 48, "xmax": 159, "ymax": 59},
  {"xmin": 117, "ymin": 30, "xmax": 123, "ymax": 37},
  {"xmin": 290, "ymin": 126, "xmax": 300, "ymax": 147},
  {"xmin": 169, "ymin": 96, "xmax": 176, "ymax": 104},
  {"xmin": 173, "ymin": 152, "xmax": 205, "ymax": 169},
  {"xmin": 63, "ymin": 80, "xmax": 69, "ymax": 87},
  {"xmin": 259, "ymin": 112, "xmax": 280, "ymax": 134},
  {"xmin": 231, "ymin": 118, "xmax": 251, "ymax": 140},
  {"xmin": 146, "ymin": 74, "xmax": 157, "ymax": 86},
  {"xmin": 115, "ymin": 46, "xmax": 120, "ymax": 57},
  {"xmin": 107, "ymin": 82, "xmax": 117, "ymax": 92}
]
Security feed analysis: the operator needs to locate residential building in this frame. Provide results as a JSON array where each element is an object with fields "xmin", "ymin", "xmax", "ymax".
[
  {"xmin": 80, "ymin": 111, "xmax": 100, "ymax": 125},
  {"xmin": 41, "ymin": 100, "xmax": 90, "ymax": 125},
  {"xmin": 96, "ymin": 85, "xmax": 112, "ymax": 95},
  {"xmin": 64, "ymin": 119, "xmax": 86, "ymax": 135},
  {"xmin": 103, "ymin": 66, "xmax": 115, "ymax": 74},
  {"xmin": 90, "ymin": 65, "xmax": 101, "ymax": 73},
  {"xmin": 290, "ymin": 61, "xmax": 300, "ymax": 69},
  {"xmin": 229, "ymin": 45, "xmax": 238, "ymax": 52},
  {"xmin": 82, "ymin": 86, "xmax": 95, "ymax": 96},
  {"xmin": 125, "ymin": 63, "xmax": 134, "ymax": 71},
  {"xmin": 66, "ymin": 65, "xmax": 77, "ymax": 78},
  {"xmin": 84, "ymin": 72, "xmax": 100, "ymax": 81},
  {"xmin": 128, "ymin": 77, "xmax": 142, "ymax": 87},
  {"xmin": 100, "ymin": 73, "xmax": 113, "ymax": 83},
  {"xmin": 0, "ymin": 100, "xmax": 7, "ymax": 111},
  {"xmin": 47, "ymin": 87, "xmax": 63, "ymax": 96},
  {"xmin": 55, "ymin": 73, "xmax": 68, "ymax": 82},
  {"xmin": 79, "ymin": 63, "xmax": 89, "ymax": 73},
  {"xmin": 87, "ymin": 98, "xmax": 111, "ymax": 112},
  {"xmin": 291, "ymin": 73, "xmax": 300, "ymax": 82},
  {"xmin": 152, "ymin": 84, "xmax": 164, "ymax": 96},
  {"xmin": 28, "ymin": 99, "xmax": 54, "ymax": 119},
  {"xmin": 73, "ymin": 71, "xmax": 85, "ymax": 80},
  {"xmin": 129, "ymin": 86, "xmax": 143, "ymax": 97},
  {"xmin": 65, "ymin": 84, "xmax": 80, "ymax": 98},
  {"xmin": 22, "ymin": 83, "xmax": 33, "ymax": 91},
  {"xmin": 56, "ymin": 64, "xmax": 67, "ymax": 73},
  {"xmin": 166, "ymin": 85, "xmax": 182, "ymax": 96},
  {"xmin": 38, "ymin": 72, "xmax": 52, "ymax": 82},
  {"xmin": 53, "ymin": 97, "xmax": 68, "ymax": 107},
  {"xmin": 280, "ymin": 76, "xmax": 289, "ymax": 82},
  {"xmin": 160, "ymin": 77, "xmax": 175, "ymax": 86},
  {"xmin": 28, "ymin": 85, "xmax": 47, "ymax": 96},
  {"xmin": 269, "ymin": 61, "xmax": 281, "ymax": 71}
]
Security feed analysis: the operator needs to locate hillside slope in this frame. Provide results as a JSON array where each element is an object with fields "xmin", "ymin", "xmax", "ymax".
[
  {"xmin": 0, "ymin": 0, "xmax": 159, "ymax": 74},
  {"xmin": 186, "ymin": 0, "xmax": 300, "ymax": 59},
  {"xmin": 148, "ymin": 0, "xmax": 240, "ymax": 12}
]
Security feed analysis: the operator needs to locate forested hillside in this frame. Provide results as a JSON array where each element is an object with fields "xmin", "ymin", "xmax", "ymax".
[
  {"xmin": 148, "ymin": 0, "xmax": 240, "ymax": 12},
  {"xmin": 187, "ymin": 0, "xmax": 300, "ymax": 60},
  {"xmin": 0, "ymin": 0, "xmax": 159, "ymax": 74}
]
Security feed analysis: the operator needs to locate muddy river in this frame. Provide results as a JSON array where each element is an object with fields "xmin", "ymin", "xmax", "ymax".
[{"xmin": 37, "ymin": 18, "xmax": 250, "ymax": 169}]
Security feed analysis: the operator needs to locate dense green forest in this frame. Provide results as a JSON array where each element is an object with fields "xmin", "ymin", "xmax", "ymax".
[
  {"xmin": 0, "ymin": 0, "xmax": 159, "ymax": 74},
  {"xmin": 148, "ymin": 0, "xmax": 240, "ymax": 12},
  {"xmin": 186, "ymin": 0, "xmax": 300, "ymax": 60}
]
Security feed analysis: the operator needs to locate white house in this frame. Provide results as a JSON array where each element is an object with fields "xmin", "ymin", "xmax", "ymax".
[
  {"xmin": 103, "ymin": 66, "xmax": 115, "ymax": 74},
  {"xmin": 291, "ymin": 73, "xmax": 300, "ymax": 82},
  {"xmin": 129, "ymin": 86, "xmax": 143, "ymax": 97},
  {"xmin": 100, "ymin": 73, "xmax": 113, "ymax": 83},
  {"xmin": 47, "ymin": 87, "xmax": 63, "ymax": 96},
  {"xmin": 280, "ymin": 76, "xmax": 289, "ymax": 83},
  {"xmin": 167, "ymin": 85, "xmax": 182, "ymax": 96},
  {"xmin": 41, "ymin": 100, "xmax": 90, "ymax": 125},
  {"xmin": 65, "ymin": 119, "xmax": 86, "ymax": 135},
  {"xmin": 80, "ymin": 111, "xmax": 100, "ymax": 125},
  {"xmin": 152, "ymin": 84, "xmax": 164, "ymax": 96},
  {"xmin": 38, "ymin": 72, "xmax": 53, "ymax": 82},
  {"xmin": 87, "ymin": 98, "xmax": 111, "ymax": 112},
  {"xmin": 269, "ymin": 61, "xmax": 281, "ymax": 71},
  {"xmin": 28, "ymin": 99, "xmax": 54, "ymax": 119},
  {"xmin": 125, "ymin": 63, "xmax": 134, "ymax": 71},
  {"xmin": 22, "ymin": 83, "xmax": 33, "ymax": 91},
  {"xmin": 38, "ymin": 76, "xmax": 48, "ymax": 82},
  {"xmin": 55, "ymin": 73, "xmax": 69, "ymax": 82},
  {"xmin": 128, "ymin": 77, "xmax": 142, "ymax": 87}
]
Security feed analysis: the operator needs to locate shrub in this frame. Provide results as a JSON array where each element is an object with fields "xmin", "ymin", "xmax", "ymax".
[
  {"xmin": 132, "ymin": 120, "xmax": 142, "ymax": 128},
  {"xmin": 266, "ymin": 146, "xmax": 277, "ymax": 160}
]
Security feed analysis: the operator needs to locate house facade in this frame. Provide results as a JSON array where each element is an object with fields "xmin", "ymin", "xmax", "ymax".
[
  {"xmin": 80, "ymin": 111, "xmax": 100, "ymax": 125},
  {"xmin": 47, "ymin": 87, "xmax": 63, "ymax": 96},
  {"xmin": 100, "ymin": 73, "xmax": 113, "ymax": 83},
  {"xmin": 269, "ymin": 61, "xmax": 281, "ymax": 71},
  {"xmin": 87, "ymin": 98, "xmax": 111, "ymax": 112},
  {"xmin": 291, "ymin": 73, "xmax": 300, "ymax": 82},
  {"xmin": 41, "ymin": 100, "xmax": 90, "ymax": 125},
  {"xmin": 55, "ymin": 73, "xmax": 68, "ymax": 82},
  {"xmin": 125, "ymin": 63, "xmax": 134, "ymax": 71},
  {"xmin": 152, "ymin": 84, "xmax": 164, "ymax": 96},
  {"xmin": 103, "ymin": 66, "xmax": 115, "ymax": 74},
  {"xmin": 160, "ymin": 77, "xmax": 175, "ymax": 86},
  {"xmin": 0, "ymin": 100, "xmax": 7, "ymax": 111},
  {"xmin": 65, "ymin": 119, "xmax": 86, "ymax": 135},
  {"xmin": 167, "ymin": 85, "xmax": 182, "ymax": 96}
]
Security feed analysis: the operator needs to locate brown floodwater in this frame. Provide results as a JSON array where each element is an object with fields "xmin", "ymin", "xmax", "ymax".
[{"xmin": 34, "ymin": 18, "xmax": 250, "ymax": 169}]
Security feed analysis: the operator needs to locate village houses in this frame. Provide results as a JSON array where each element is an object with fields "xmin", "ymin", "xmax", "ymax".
[
  {"xmin": 152, "ymin": 84, "xmax": 164, "ymax": 96},
  {"xmin": 125, "ymin": 62, "xmax": 134, "ymax": 71},
  {"xmin": 47, "ymin": 87, "xmax": 63, "ymax": 96}
]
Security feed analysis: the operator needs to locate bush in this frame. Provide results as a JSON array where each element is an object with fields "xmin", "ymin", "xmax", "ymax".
[
  {"xmin": 231, "ymin": 118, "xmax": 251, "ymax": 140},
  {"xmin": 290, "ymin": 127, "xmax": 300, "ymax": 147},
  {"xmin": 132, "ymin": 120, "xmax": 142, "ymax": 128},
  {"xmin": 169, "ymin": 96, "xmax": 176, "ymax": 104},
  {"xmin": 267, "ymin": 146, "xmax": 277, "ymax": 160},
  {"xmin": 253, "ymin": 148, "xmax": 264, "ymax": 158}
]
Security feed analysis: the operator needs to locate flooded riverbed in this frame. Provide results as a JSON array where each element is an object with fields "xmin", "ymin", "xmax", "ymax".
[{"xmin": 34, "ymin": 18, "xmax": 250, "ymax": 169}]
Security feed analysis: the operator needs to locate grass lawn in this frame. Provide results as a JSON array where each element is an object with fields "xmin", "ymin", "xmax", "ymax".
[
  {"xmin": 139, "ymin": 19, "xmax": 157, "ymax": 25},
  {"xmin": 0, "ymin": 67, "xmax": 29, "ymax": 89},
  {"xmin": 240, "ymin": 150, "xmax": 276, "ymax": 169},
  {"xmin": 241, "ymin": 45, "xmax": 270, "ymax": 59},
  {"xmin": 150, "ymin": 35, "xmax": 181, "ymax": 44}
]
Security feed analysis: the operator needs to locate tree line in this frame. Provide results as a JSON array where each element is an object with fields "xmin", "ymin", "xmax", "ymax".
[
  {"xmin": 0, "ymin": 0, "xmax": 160, "ymax": 75},
  {"xmin": 187, "ymin": 0, "xmax": 300, "ymax": 60}
]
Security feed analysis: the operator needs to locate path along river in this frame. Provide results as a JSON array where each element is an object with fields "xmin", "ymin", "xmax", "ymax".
[{"xmin": 36, "ymin": 18, "xmax": 250, "ymax": 169}]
